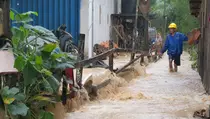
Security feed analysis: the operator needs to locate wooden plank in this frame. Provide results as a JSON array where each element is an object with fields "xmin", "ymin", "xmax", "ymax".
[
  {"xmin": 115, "ymin": 55, "xmax": 142, "ymax": 74},
  {"xmin": 74, "ymin": 48, "xmax": 148, "ymax": 68},
  {"xmin": 75, "ymin": 48, "xmax": 116, "ymax": 68}
]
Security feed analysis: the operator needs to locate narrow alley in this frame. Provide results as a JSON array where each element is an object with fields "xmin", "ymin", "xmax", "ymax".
[
  {"xmin": 1, "ymin": 0, "xmax": 209, "ymax": 119},
  {"xmin": 67, "ymin": 53, "xmax": 209, "ymax": 119}
]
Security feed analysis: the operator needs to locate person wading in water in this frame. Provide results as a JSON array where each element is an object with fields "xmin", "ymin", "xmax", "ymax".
[{"xmin": 161, "ymin": 23, "xmax": 188, "ymax": 72}]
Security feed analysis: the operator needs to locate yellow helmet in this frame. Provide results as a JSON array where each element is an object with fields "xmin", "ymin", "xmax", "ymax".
[{"xmin": 168, "ymin": 23, "xmax": 177, "ymax": 29}]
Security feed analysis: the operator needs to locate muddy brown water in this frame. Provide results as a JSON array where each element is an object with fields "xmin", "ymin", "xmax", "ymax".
[{"xmin": 66, "ymin": 52, "xmax": 210, "ymax": 119}]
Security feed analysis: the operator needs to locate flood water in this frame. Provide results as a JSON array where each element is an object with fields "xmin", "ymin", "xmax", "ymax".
[{"xmin": 67, "ymin": 52, "xmax": 210, "ymax": 119}]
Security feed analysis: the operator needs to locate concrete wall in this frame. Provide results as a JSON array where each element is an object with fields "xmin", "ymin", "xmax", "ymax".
[{"xmin": 80, "ymin": 0, "xmax": 121, "ymax": 55}]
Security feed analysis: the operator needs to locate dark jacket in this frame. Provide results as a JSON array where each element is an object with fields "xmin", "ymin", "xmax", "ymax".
[{"xmin": 161, "ymin": 32, "xmax": 188, "ymax": 55}]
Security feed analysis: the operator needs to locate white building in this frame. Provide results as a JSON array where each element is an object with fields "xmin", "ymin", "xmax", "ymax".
[{"xmin": 80, "ymin": 0, "xmax": 121, "ymax": 57}]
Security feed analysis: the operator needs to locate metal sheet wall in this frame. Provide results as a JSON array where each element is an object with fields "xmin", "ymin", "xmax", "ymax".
[{"xmin": 11, "ymin": 0, "xmax": 81, "ymax": 45}]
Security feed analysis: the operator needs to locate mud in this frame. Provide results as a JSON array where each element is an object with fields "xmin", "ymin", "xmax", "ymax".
[
  {"xmin": 47, "ymin": 102, "xmax": 66, "ymax": 119},
  {"xmin": 0, "ymin": 109, "xmax": 4, "ymax": 119},
  {"xmin": 67, "ymin": 52, "xmax": 210, "ymax": 119},
  {"xmin": 65, "ymin": 88, "xmax": 90, "ymax": 112}
]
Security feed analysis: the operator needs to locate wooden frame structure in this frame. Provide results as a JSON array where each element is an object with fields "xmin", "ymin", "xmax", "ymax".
[{"xmin": 189, "ymin": 0, "xmax": 210, "ymax": 93}]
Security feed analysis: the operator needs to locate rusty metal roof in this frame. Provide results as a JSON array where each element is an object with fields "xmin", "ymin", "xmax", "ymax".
[{"xmin": 189, "ymin": 0, "xmax": 202, "ymax": 17}]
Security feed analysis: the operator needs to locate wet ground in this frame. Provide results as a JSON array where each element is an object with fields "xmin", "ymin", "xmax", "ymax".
[{"xmin": 67, "ymin": 53, "xmax": 210, "ymax": 119}]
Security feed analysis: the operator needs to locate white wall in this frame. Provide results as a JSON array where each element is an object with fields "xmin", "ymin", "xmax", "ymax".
[
  {"xmin": 80, "ymin": 0, "xmax": 121, "ymax": 55},
  {"xmin": 80, "ymin": 0, "xmax": 89, "ymax": 55}
]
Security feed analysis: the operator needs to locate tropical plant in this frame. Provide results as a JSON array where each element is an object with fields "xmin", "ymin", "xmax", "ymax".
[
  {"xmin": 151, "ymin": 0, "xmax": 199, "ymax": 34},
  {"xmin": 0, "ymin": 9, "xmax": 77, "ymax": 119}
]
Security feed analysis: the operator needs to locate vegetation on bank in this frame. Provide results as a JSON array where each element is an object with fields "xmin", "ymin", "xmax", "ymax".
[
  {"xmin": 184, "ymin": 43, "xmax": 198, "ymax": 70},
  {"xmin": 0, "ymin": 10, "xmax": 76, "ymax": 119}
]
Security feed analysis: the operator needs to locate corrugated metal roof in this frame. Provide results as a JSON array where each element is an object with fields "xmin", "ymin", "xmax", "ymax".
[{"xmin": 11, "ymin": 0, "xmax": 80, "ymax": 45}]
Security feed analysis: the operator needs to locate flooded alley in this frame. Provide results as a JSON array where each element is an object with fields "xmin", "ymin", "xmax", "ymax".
[{"xmin": 67, "ymin": 53, "xmax": 210, "ymax": 119}]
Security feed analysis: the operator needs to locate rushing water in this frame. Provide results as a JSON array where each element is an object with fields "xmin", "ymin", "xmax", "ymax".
[{"xmin": 67, "ymin": 52, "xmax": 210, "ymax": 119}]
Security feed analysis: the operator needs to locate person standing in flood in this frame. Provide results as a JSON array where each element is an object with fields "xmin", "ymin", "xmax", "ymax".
[
  {"xmin": 156, "ymin": 33, "xmax": 163, "ymax": 55},
  {"xmin": 161, "ymin": 23, "xmax": 188, "ymax": 72}
]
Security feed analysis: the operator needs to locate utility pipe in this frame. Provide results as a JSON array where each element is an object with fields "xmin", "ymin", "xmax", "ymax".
[{"xmin": 88, "ymin": 0, "xmax": 94, "ymax": 58}]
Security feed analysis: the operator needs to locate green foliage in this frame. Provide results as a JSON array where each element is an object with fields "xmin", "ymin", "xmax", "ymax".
[
  {"xmin": 1, "ymin": 10, "xmax": 77, "ymax": 119},
  {"xmin": 184, "ymin": 44, "xmax": 198, "ymax": 70},
  {"xmin": 151, "ymin": 0, "xmax": 199, "ymax": 34},
  {"xmin": 39, "ymin": 111, "xmax": 54, "ymax": 119},
  {"xmin": 151, "ymin": 0, "xmax": 199, "ymax": 70},
  {"xmin": 1, "ymin": 86, "xmax": 28, "ymax": 118}
]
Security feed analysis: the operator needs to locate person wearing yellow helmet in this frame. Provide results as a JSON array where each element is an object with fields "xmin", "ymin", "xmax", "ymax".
[{"xmin": 161, "ymin": 23, "xmax": 188, "ymax": 72}]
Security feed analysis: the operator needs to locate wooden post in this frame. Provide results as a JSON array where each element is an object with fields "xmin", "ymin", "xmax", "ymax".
[
  {"xmin": 0, "ymin": 8, "xmax": 3, "ymax": 37},
  {"xmin": 62, "ymin": 75, "xmax": 67, "ymax": 105},
  {"xmin": 144, "ymin": 16, "xmax": 149, "ymax": 51},
  {"xmin": 109, "ymin": 15, "xmax": 114, "ymax": 72},
  {"xmin": 0, "ymin": 0, "xmax": 10, "ymax": 38},
  {"xmin": 76, "ymin": 34, "xmax": 85, "ymax": 89},
  {"xmin": 109, "ymin": 39, "xmax": 114, "ymax": 72},
  {"xmin": 130, "ymin": 0, "xmax": 140, "ymax": 61},
  {"xmin": 115, "ymin": 55, "xmax": 142, "ymax": 74}
]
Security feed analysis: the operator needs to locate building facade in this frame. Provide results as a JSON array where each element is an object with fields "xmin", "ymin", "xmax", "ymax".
[{"xmin": 80, "ymin": 0, "xmax": 121, "ymax": 55}]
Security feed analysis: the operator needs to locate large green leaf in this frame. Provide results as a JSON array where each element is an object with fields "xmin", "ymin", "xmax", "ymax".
[
  {"xmin": 41, "ymin": 51, "xmax": 52, "ymax": 61},
  {"xmin": 14, "ymin": 11, "xmax": 38, "ymax": 23},
  {"xmin": 51, "ymin": 53, "xmax": 65, "ymax": 60},
  {"xmin": 31, "ymin": 95, "xmax": 52, "ymax": 102},
  {"xmin": 23, "ymin": 62, "xmax": 38, "ymax": 86},
  {"xmin": 20, "ymin": 26, "xmax": 29, "ymax": 39},
  {"xmin": 11, "ymin": 27, "xmax": 25, "ymax": 42},
  {"xmin": 46, "ymin": 76, "xmax": 60, "ymax": 93},
  {"xmin": 8, "ymin": 103, "xmax": 29, "ymax": 116},
  {"xmin": 21, "ymin": 11, "xmax": 38, "ymax": 16},
  {"xmin": 41, "ymin": 69, "xmax": 52, "ymax": 76},
  {"xmin": 15, "ymin": 14, "xmax": 33, "ymax": 23},
  {"xmin": 41, "ymin": 79, "xmax": 54, "ymax": 93},
  {"xmin": 14, "ymin": 56, "xmax": 26, "ymax": 71},
  {"xmin": 24, "ymin": 24, "xmax": 57, "ymax": 43},
  {"xmin": 39, "ymin": 111, "xmax": 54, "ymax": 119},
  {"xmin": 14, "ymin": 93, "xmax": 25, "ymax": 101},
  {"xmin": 10, "ymin": 10, "xmax": 15, "ymax": 20},
  {"xmin": 1, "ymin": 87, "xmax": 19, "ymax": 97},
  {"xmin": 8, "ymin": 87, "xmax": 20, "ymax": 96},
  {"xmin": 35, "ymin": 56, "xmax": 43, "ymax": 65},
  {"xmin": 42, "ymin": 44, "xmax": 57, "ymax": 53},
  {"xmin": 54, "ymin": 63, "xmax": 74, "ymax": 70}
]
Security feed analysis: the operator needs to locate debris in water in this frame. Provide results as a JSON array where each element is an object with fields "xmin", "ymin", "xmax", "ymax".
[
  {"xmin": 193, "ymin": 109, "xmax": 208, "ymax": 118},
  {"xmin": 136, "ymin": 92, "xmax": 147, "ymax": 99}
]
